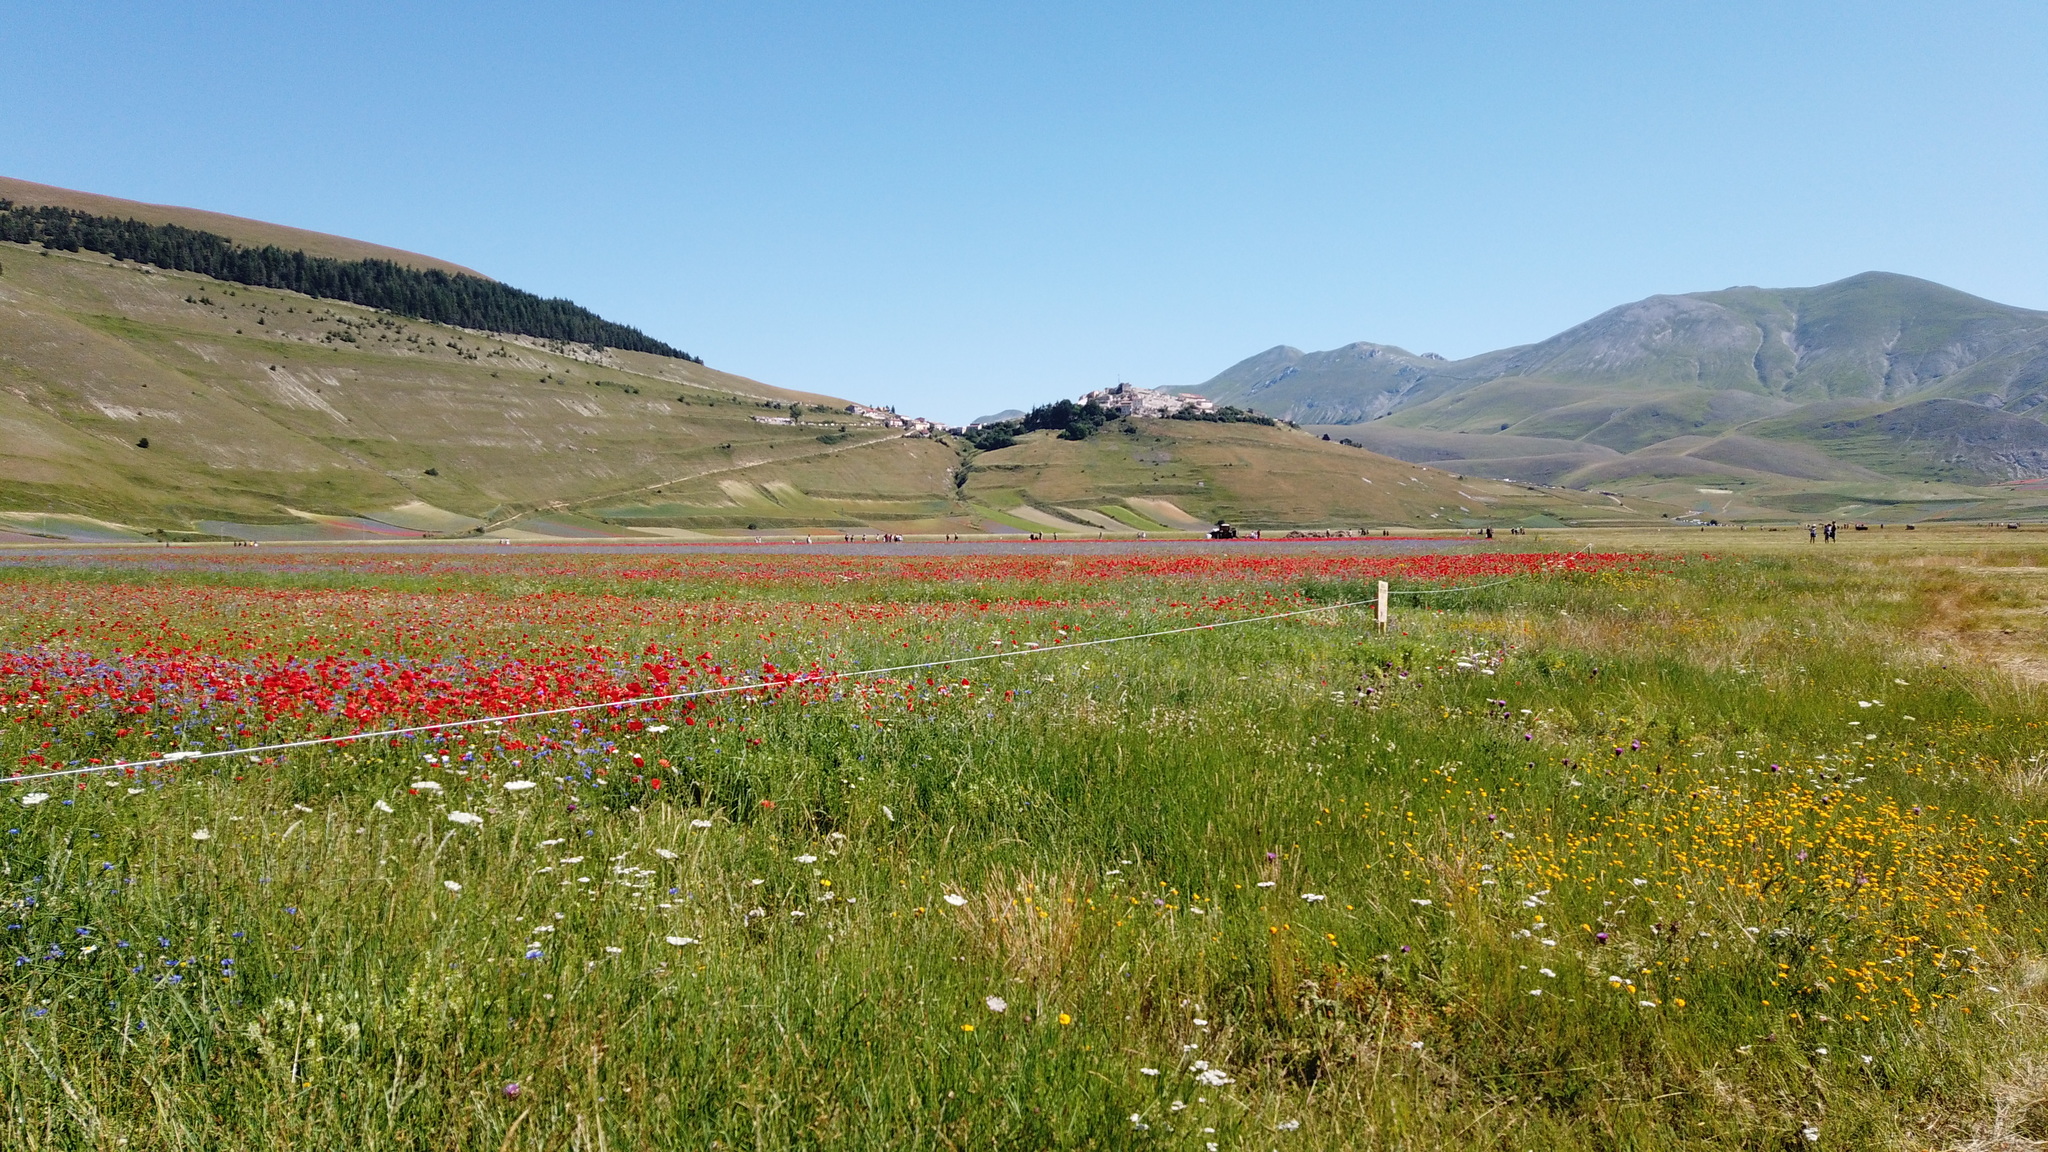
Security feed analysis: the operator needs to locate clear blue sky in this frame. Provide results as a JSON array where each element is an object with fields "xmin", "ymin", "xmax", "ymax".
[{"xmin": 4, "ymin": 2, "xmax": 2044, "ymax": 423}]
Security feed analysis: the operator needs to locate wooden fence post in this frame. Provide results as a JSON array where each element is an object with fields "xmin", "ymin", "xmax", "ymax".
[{"xmin": 1376, "ymin": 580, "xmax": 1389, "ymax": 631}]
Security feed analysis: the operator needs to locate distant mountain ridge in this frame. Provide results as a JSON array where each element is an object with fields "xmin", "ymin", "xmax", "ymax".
[
  {"xmin": 1189, "ymin": 273, "xmax": 2048, "ymax": 495},
  {"xmin": 1188, "ymin": 341, "xmax": 1467, "ymax": 424},
  {"xmin": 1197, "ymin": 273, "xmax": 2048, "ymax": 422}
]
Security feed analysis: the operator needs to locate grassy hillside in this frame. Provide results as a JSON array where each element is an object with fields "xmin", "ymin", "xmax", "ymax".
[
  {"xmin": 956, "ymin": 419, "xmax": 1672, "ymax": 531},
  {"xmin": 1308, "ymin": 419, "xmax": 2048, "ymax": 525},
  {"xmin": 1199, "ymin": 273, "xmax": 2048, "ymax": 517},
  {"xmin": 1184, "ymin": 341, "xmax": 1493, "ymax": 426},
  {"xmin": 0, "ymin": 239, "xmax": 939, "ymax": 535},
  {"xmin": 1201, "ymin": 274, "xmax": 2048, "ymax": 425},
  {"xmin": 0, "ymin": 235, "xmax": 1668, "ymax": 538},
  {"xmin": 2, "ymin": 182, "xmax": 694, "ymax": 361},
  {"xmin": 0, "ymin": 175, "xmax": 484, "ymax": 277}
]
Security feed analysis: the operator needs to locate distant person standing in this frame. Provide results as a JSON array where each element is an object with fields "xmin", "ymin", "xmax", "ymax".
[{"xmin": 1809, "ymin": 524, "xmax": 1817, "ymax": 542}]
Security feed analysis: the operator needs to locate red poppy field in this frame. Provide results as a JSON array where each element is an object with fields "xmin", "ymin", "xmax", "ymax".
[
  {"xmin": 2, "ymin": 546, "xmax": 1632, "ymax": 770},
  {"xmin": 3, "ymin": 540, "xmax": 2045, "ymax": 1150}
]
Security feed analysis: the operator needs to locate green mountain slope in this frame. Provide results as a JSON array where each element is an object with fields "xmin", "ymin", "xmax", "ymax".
[
  {"xmin": 1202, "ymin": 273, "xmax": 2048, "ymax": 424},
  {"xmin": 1193, "ymin": 273, "xmax": 2048, "ymax": 516},
  {"xmin": 0, "ymin": 175, "xmax": 484, "ymax": 277},
  {"xmin": 0, "ymin": 237, "xmax": 941, "ymax": 536},
  {"xmin": 0, "ymin": 195, "xmax": 1658, "ymax": 537},
  {"xmin": 1450, "ymin": 273, "xmax": 2048, "ymax": 407},
  {"xmin": 2, "ymin": 181, "xmax": 693, "ymax": 361},
  {"xmin": 958, "ymin": 419, "xmax": 1665, "ymax": 532}
]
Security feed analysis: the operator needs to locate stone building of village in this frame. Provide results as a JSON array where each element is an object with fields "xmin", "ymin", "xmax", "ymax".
[{"xmin": 1078, "ymin": 382, "xmax": 1217, "ymax": 418}]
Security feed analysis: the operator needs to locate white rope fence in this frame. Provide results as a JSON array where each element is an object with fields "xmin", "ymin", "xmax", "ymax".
[{"xmin": 6, "ymin": 575, "xmax": 1526, "ymax": 787}]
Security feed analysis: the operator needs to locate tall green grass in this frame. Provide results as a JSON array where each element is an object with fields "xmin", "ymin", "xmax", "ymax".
[{"xmin": 4, "ymin": 553, "xmax": 2047, "ymax": 1148}]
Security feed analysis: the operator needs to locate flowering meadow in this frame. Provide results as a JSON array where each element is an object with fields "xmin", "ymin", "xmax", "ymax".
[{"xmin": 4, "ymin": 539, "xmax": 2048, "ymax": 1149}]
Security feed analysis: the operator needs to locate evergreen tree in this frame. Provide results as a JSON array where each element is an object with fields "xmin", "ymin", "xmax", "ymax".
[{"xmin": 0, "ymin": 200, "xmax": 699, "ymax": 362}]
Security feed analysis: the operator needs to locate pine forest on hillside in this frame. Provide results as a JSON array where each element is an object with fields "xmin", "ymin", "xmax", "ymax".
[{"xmin": 0, "ymin": 200, "xmax": 697, "ymax": 361}]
